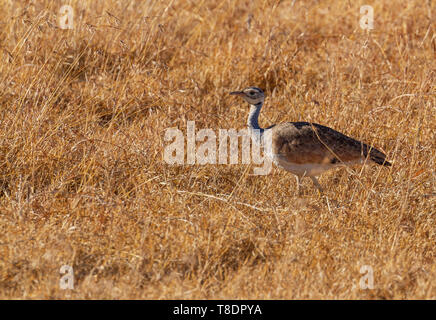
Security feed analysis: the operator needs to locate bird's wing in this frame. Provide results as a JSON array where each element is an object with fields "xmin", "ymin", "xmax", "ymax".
[{"xmin": 270, "ymin": 122, "xmax": 390, "ymax": 166}]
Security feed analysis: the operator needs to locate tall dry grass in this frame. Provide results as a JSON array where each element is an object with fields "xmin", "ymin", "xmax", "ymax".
[{"xmin": 0, "ymin": 0, "xmax": 434, "ymax": 299}]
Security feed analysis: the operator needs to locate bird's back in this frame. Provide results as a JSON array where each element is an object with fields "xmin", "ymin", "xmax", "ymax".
[{"xmin": 268, "ymin": 122, "xmax": 391, "ymax": 168}]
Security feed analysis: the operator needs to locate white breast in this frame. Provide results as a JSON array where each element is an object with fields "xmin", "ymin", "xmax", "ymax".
[{"xmin": 272, "ymin": 154, "xmax": 363, "ymax": 177}]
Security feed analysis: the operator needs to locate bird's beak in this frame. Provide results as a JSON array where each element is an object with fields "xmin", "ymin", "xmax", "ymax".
[{"xmin": 230, "ymin": 91, "xmax": 244, "ymax": 96}]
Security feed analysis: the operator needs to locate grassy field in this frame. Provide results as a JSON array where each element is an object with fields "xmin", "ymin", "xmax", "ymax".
[{"xmin": 0, "ymin": 0, "xmax": 434, "ymax": 299}]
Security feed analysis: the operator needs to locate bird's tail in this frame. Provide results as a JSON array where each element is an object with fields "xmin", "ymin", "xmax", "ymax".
[{"xmin": 368, "ymin": 147, "xmax": 391, "ymax": 166}]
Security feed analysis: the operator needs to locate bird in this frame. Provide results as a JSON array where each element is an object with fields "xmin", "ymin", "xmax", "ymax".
[{"xmin": 230, "ymin": 86, "xmax": 391, "ymax": 193}]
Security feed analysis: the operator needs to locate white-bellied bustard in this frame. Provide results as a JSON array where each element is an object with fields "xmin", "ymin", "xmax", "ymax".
[{"xmin": 230, "ymin": 86, "xmax": 391, "ymax": 193}]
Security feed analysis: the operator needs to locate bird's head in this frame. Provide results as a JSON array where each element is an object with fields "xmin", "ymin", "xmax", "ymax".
[{"xmin": 230, "ymin": 86, "xmax": 264, "ymax": 105}]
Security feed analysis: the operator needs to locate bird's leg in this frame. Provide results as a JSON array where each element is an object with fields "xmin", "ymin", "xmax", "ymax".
[
  {"xmin": 295, "ymin": 175, "xmax": 302, "ymax": 196},
  {"xmin": 310, "ymin": 176, "xmax": 324, "ymax": 195}
]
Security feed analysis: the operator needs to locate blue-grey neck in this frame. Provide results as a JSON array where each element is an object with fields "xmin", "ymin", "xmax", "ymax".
[
  {"xmin": 247, "ymin": 101, "xmax": 264, "ymax": 144},
  {"xmin": 247, "ymin": 102, "xmax": 263, "ymax": 130}
]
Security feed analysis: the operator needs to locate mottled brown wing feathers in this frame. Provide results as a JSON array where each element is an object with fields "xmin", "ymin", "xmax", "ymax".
[{"xmin": 271, "ymin": 122, "xmax": 390, "ymax": 166}]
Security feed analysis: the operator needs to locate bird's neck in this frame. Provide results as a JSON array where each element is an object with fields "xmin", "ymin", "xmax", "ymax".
[{"xmin": 247, "ymin": 101, "xmax": 263, "ymax": 131}]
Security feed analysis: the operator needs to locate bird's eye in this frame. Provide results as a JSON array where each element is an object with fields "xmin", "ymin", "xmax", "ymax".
[{"xmin": 249, "ymin": 91, "xmax": 255, "ymax": 95}]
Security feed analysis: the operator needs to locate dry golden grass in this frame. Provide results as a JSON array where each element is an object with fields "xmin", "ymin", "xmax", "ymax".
[{"xmin": 0, "ymin": 0, "xmax": 435, "ymax": 299}]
